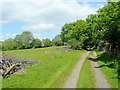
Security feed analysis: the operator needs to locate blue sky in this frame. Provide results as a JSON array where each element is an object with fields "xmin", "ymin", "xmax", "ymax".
[{"xmin": 0, "ymin": 0, "xmax": 107, "ymax": 41}]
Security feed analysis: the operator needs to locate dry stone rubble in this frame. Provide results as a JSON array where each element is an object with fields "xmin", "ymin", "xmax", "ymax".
[{"xmin": 0, "ymin": 54, "xmax": 39, "ymax": 78}]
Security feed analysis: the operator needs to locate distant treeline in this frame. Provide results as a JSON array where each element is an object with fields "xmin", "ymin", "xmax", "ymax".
[{"xmin": 1, "ymin": 31, "xmax": 63, "ymax": 51}]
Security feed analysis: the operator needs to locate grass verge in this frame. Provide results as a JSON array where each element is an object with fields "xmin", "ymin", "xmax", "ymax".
[{"xmin": 96, "ymin": 50, "xmax": 118, "ymax": 88}]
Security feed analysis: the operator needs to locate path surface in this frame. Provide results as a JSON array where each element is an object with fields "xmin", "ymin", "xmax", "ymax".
[
  {"xmin": 63, "ymin": 51, "xmax": 90, "ymax": 88},
  {"xmin": 90, "ymin": 51, "xmax": 110, "ymax": 88}
]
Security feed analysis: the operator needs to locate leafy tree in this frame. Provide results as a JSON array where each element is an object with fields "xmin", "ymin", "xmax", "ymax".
[
  {"xmin": 96, "ymin": 2, "xmax": 120, "ymax": 57},
  {"xmin": 21, "ymin": 31, "xmax": 34, "ymax": 49},
  {"xmin": 2, "ymin": 38, "xmax": 15, "ymax": 51},
  {"xmin": 52, "ymin": 35, "xmax": 63, "ymax": 46},
  {"xmin": 32, "ymin": 38, "xmax": 42, "ymax": 48},
  {"xmin": 61, "ymin": 20, "xmax": 87, "ymax": 43},
  {"xmin": 61, "ymin": 20, "xmax": 89, "ymax": 49},
  {"xmin": 61, "ymin": 23, "xmax": 72, "ymax": 43},
  {"xmin": 42, "ymin": 38, "xmax": 52, "ymax": 47},
  {"xmin": 68, "ymin": 39, "xmax": 82, "ymax": 50},
  {"xmin": 0, "ymin": 42, "xmax": 2, "ymax": 51},
  {"xmin": 14, "ymin": 34, "xmax": 24, "ymax": 49}
]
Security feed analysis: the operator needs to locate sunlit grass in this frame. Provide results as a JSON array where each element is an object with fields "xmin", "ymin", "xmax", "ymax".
[
  {"xmin": 2, "ymin": 46, "xmax": 86, "ymax": 88},
  {"xmin": 96, "ymin": 50, "xmax": 118, "ymax": 88},
  {"xmin": 0, "ymin": 76, "xmax": 2, "ymax": 89}
]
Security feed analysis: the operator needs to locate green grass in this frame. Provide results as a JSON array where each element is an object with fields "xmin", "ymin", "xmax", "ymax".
[
  {"xmin": 2, "ymin": 46, "xmax": 86, "ymax": 88},
  {"xmin": 0, "ymin": 76, "xmax": 2, "ymax": 90},
  {"xmin": 96, "ymin": 50, "xmax": 118, "ymax": 88},
  {"xmin": 76, "ymin": 51, "xmax": 96, "ymax": 88}
]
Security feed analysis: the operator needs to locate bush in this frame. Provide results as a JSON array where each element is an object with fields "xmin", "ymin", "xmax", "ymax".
[{"xmin": 68, "ymin": 39, "xmax": 82, "ymax": 50}]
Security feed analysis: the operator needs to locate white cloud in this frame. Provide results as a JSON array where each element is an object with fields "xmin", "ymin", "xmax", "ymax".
[
  {"xmin": 6, "ymin": 33, "xmax": 17, "ymax": 37},
  {"xmin": 0, "ymin": 0, "xmax": 110, "ymax": 3},
  {"xmin": 22, "ymin": 23, "xmax": 59, "ymax": 32},
  {"xmin": 1, "ymin": 0, "xmax": 105, "ymax": 25},
  {"xmin": 0, "ymin": 33, "xmax": 18, "ymax": 41},
  {"xmin": 33, "ymin": 33, "xmax": 42, "ymax": 37},
  {"xmin": 0, "ymin": 33, "xmax": 43, "ymax": 41},
  {"xmin": 0, "ymin": 36, "xmax": 3, "ymax": 41},
  {"xmin": 33, "ymin": 33, "xmax": 43, "ymax": 40},
  {"xmin": 1, "ymin": 0, "xmax": 106, "ymax": 40},
  {"xmin": 0, "ymin": 20, "xmax": 11, "ymax": 24}
]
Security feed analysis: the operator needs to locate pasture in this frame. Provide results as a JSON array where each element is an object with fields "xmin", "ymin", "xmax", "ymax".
[{"xmin": 2, "ymin": 46, "xmax": 86, "ymax": 88}]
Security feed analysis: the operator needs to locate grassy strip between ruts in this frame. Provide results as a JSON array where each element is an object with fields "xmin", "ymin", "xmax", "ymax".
[
  {"xmin": 96, "ymin": 50, "xmax": 118, "ymax": 88},
  {"xmin": 76, "ymin": 51, "xmax": 97, "ymax": 88},
  {"xmin": 2, "ymin": 46, "xmax": 86, "ymax": 88}
]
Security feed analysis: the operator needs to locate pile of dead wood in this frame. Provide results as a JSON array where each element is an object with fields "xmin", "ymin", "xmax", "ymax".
[{"xmin": 0, "ymin": 54, "xmax": 39, "ymax": 78}]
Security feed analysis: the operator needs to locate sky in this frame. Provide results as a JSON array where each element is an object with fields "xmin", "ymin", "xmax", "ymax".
[{"xmin": 0, "ymin": 0, "xmax": 108, "ymax": 41}]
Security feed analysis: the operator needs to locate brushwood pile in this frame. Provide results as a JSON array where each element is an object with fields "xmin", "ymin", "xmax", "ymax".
[{"xmin": 0, "ymin": 54, "xmax": 39, "ymax": 78}]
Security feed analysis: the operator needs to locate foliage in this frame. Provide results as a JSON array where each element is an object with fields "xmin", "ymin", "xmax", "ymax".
[
  {"xmin": 14, "ymin": 34, "xmax": 24, "ymax": 49},
  {"xmin": 0, "ymin": 42, "xmax": 2, "ymax": 51},
  {"xmin": 21, "ymin": 31, "xmax": 34, "ymax": 49},
  {"xmin": 61, "ymin": 20, "xmax": 86, "ymax": 42},
  {"xmin": 96, "ymin": 2, "xmax": 120, "ymax": 58},
  {"xmin": 60, "ymin": 19, "xmax": 96, "ymax": 50},
  {"xmin": 2, "ymin": 38, "xmax": 15, "ymax": 51},
  {"xmin": 2, "ymin": 31, "xmax": 56, "ymax": 51},
  {"xmin": 61, "ymin": 20, "xmax": 89, "ymax": 50},
  {"xmin": 52, "ymin": 35, "xmax": 63, "ymax": 46},
  {"xmin": 60, "ymin": 1, "xmax": 120, "ymax": 57},
  {"xmin": 42, "ymin": 38, "xmax": 52, "ymax": 47},
  {"xmin": 32, "ymin": 38, "xmax": 42, "ymax": 48},
  {"xmin": 68, "ymin": 39, "xmax": 82, "ymax": 50}
]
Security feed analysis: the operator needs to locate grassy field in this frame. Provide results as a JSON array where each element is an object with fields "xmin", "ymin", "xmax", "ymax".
[
  {"xmin": 96, "ymin": 50, "xmax": 118, "ymax": 88},
  {"xmin": 76, "ymin": 51, "xmax": 96, "ymax": 88},
  {"xmin": 0, "ymin": 76, "xmax": 2, "ymax": 90},
  {"xmin": 2, "ymin": 46, "xmax": 86, "ymax": 88}
]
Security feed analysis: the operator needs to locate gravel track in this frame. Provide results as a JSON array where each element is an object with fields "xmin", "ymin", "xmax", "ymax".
[
  {"xmin": 63, "ymin": 51, "xmax": 90, "ymax": 88},
  {"xmin": 90, "ymin": 51, "xmax": 110, "ymax": 88}
]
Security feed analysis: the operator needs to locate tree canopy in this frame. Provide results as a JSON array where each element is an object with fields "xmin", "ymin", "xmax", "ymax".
[
  {"xmin": 52, "ymin": 35, "xmax": 63, "ymax": 46},
  {"xmin": 2, "ymin": 38, "xmax": 15, "ymax": 51},
  {"xmin": 21, "ymin": 31, "xmax": 34, "ymax": 49},
  {"xmin": 32, "ymin": 38, "xmax": 42, "ymax": 48},
  {"xmin": 42, "ymin": 38, "xmax": 52, "ymax": 47}
]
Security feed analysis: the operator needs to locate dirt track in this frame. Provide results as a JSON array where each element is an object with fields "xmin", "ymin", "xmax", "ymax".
[
  {"xmin": 63, "ymin": 51, "xmax": 90, "ymax": 88},
  {"xmin": 90, "ymin": 51, "xmax": 110, "ymax": 88}
]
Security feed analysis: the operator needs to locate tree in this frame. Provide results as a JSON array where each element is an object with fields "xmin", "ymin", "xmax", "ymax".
[
  {"xmin": 96, "ymin": 2, "xmax": 120, "ymax": 57},
  {"xmin": 61, "ymin": 23, "xmax": 72, "ymax": 43},
  {"xmin": 21, "ymin": 31, "xmax": 34, "ymax": 49},
  {"xmin": 32, "ymin": 38, "xmax": 42, "ymax": 48},
  {"xmin": 68, "ymin": 39, "xmax": 82, "ymax": 50},
  {"xmin": 0, "ymin": 42, "xmax": 2, "ymax": 51},
  {"xmin": 52, "ymin": 35, "xmax": 63, "ymax": 46},
  {"xmin": 14, "ymin": 34, "xmax": 24, "ymax": 49},
  {"xmin": 61, "ymin": 20, "xmax": 89, "ymax": 49},
  {"xmin": 42, "ymin": 38, "xmax": 52, "ymax": 47},
  {"xmin": 2, "ymin": 38, "xmax": 15, "ymax": 51}
]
